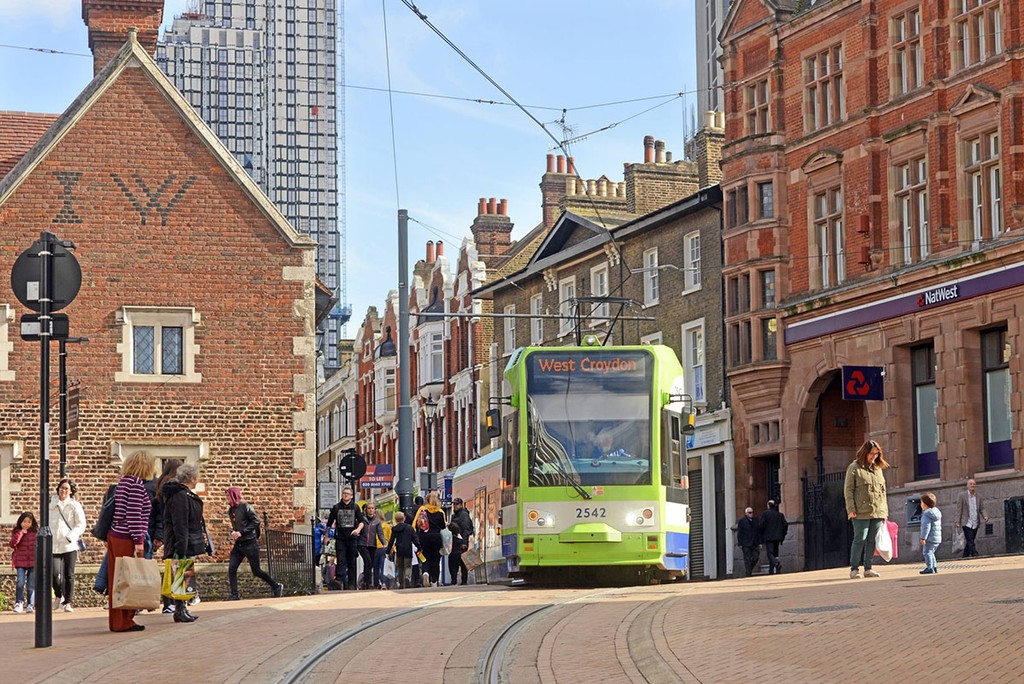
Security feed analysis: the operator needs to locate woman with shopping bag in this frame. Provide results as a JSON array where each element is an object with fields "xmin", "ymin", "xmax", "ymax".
[
  {"xmin": 844, "ymin": 440, "xmax": 890, "ymax": 579},
  {"xmin": 107, "ymin": 450, "xmax": 157, "ymax": 632},
  {"xmin": 162, "ymin": 464, "xmax": 207, "ymax": 624}
]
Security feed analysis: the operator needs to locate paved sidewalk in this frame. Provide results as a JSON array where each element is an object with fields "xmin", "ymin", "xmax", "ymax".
[{"xmin": 2, "ymin": 555, "xmax": 1021, "ymax": 683}]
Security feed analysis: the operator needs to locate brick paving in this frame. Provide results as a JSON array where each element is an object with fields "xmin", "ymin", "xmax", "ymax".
[{"xmin": 1, "ymin": 555, "xmax": 1021, "ymax": 683}]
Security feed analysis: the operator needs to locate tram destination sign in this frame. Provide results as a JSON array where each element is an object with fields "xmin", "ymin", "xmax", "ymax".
[{"xmin": 530, "ymin": 351, "xmax": 648, "ymax": 378}]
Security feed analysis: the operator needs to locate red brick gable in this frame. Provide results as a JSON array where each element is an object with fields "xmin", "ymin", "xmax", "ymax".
[{"xmin": 0, "ymin": 112, "xmax": 58, "ymax": 180}]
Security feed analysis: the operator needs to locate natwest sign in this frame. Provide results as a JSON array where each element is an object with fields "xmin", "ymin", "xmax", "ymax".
[{"xmin": 917, "ymin": 284, "xmax": 960, "ymax": 308}]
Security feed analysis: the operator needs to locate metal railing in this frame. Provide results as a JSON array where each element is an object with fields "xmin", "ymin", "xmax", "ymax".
[{"xmin": 263, "ymin": 512, "xmax": 316, "ymax": 595}]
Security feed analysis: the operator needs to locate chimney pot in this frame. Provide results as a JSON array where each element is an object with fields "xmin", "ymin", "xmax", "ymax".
[
  {"xmin": 655, "ymin": 140, "xmax": 666, "ymax": 163},
  {"xmin": 705, "ymin": 110, "xmax": 716, "ymax": 129},
  {"xmin": 488, "ymin": 197, "xmax": 497, "ymax": 214},
  {"xmin": 644, "ymin": 135, "xmax": 655, "ymax": 163},
  {"xmin": 567, "ymin": 157, "xmax": 575, "ymax": 175},
  {"xmin": 436, "ymin": 241, "xmax": 444, "ymax": 257},
  {"xmin": 666, "ymin": 151, "xmax": 673, "ymax": 163},
  {"xmin": 426, "ymin": 240, "xmax": 435, "ymax": 263},
  {"xmin": 478, "ymin": 198, "xmax": 487, "ymax": 215},
  {"xmin": 546, "ymin": 154, "xmax": 556, "ymax": 173},
  {"xmin": 557, "ymin": 155, "xmax": 565, "ymax": 174},
  {"xmin": 498, "ymin": 199, "xmax": 508, "ymax": 215}
]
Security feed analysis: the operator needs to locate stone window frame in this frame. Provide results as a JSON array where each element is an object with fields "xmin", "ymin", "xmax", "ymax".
[
  {"xmin": 804, "ymin": 43, "xmax": 846, "ymax": 131},
  {"xmin": 589, "ymin": 262, "xmax": 610, "ymax": 326},
  {"xmin": 981, "ymin": 327, "xmax": 1013, "ymax": 470},
  {"xmin": 502, "ymin": 304, "xmax": 516, "ymax": 356},
  {"xmin": 683, "ymin": 231, "xmax": 702, "ymax": 294},
  {"xmin": 893, "ymin": 156, "xmax": 930, "ymax": 264},
  {"xmin": 642, "ymin": 247, "xmax": 660, "ymax": 307},
  {"xmin": 804, "ymin": 153, "xmax": 845, "ymax": 291},
  {"xmin": 952, "ymin": 0, "xmax": 1003, "ymax": 72},
  {"xmin": 0, "ymin": 304, "xmax": 14, "ymax": 382},
  {"xmin": 681, "ymin": 318, "xmax": 706, "ymax": 406},
  {"xmin": 115, "ymin": 306, "xmax": 202, "ymax": 384},
  {"xmin": 744, "ymin": 77, "xmax": 770, "ymax": 136},
  {"xmin": 962, "ymin": 129, "xmax": 1003, "ymax": 243},
  {"xmin": 891, "ymin": 7, "xmax": 924, "ymax": 96},
  {"xmin": 911, "ymin": 343, "xmax": 939, "ymax": 480},
  {"xmin": 0, "ymin": 440, "xmax": 25, "ymax": 525},
  {"xmin": 640, "ymin": 331, "xmax": 663, "ymax": 346},
  {"xmin": 529, "ymin": 293, "xmax": 544, "ymax": 345},
  {"xmin": 108, "ymin": 441, "xmax": 210, "ymax": 492},
  {"xmin": 558, "ymin": 276, "xmax": 576, "ymax": 339}
]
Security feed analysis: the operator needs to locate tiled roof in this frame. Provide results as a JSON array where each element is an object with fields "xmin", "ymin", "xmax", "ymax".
[{"xmin": 0, "ymin": 111, "xmax": 59, "ymax": 181}]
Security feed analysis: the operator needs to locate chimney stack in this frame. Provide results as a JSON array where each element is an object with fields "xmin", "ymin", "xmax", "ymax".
[
  {"xmin": 82, "ymin": 0, "xmax": 165, "ymax": 76},
  {"xmin": 471, "ymin": 196, "xmax": 514, "ymax": 268}
]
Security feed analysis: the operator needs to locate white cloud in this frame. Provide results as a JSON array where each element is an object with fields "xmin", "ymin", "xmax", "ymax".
[{"xmin": 0, "ymin": 0, "xmax": 79, "ymax": 26}]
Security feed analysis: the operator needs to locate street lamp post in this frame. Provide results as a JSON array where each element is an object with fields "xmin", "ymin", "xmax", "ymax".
[
  {"xmin": 58, "ymin": 336, "xmax": 88, "ymax": 479},
  {"xmin": 424, "ymin": 400, "xmax": 437, "ymax": 491}
]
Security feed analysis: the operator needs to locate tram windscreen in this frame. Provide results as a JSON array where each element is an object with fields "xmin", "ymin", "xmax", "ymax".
[{"xmin": 525, "ymin": 350, "xmax": 653, "ymax": 487}]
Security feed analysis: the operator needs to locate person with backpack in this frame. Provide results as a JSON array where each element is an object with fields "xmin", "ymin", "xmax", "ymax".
[
  {"xmin": 385, "ymin": 511, "xmax": 420, "ymax": 589},
  {"xmin": 226, "ymin": 486, "xmax": 283, "ymax": 600}
]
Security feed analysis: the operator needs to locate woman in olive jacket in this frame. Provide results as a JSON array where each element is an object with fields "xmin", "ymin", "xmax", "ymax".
[
  {"xmin": 844, "ymin": 440, "xmax": 889, "ymax": 579},
  {"xmin": 161, "ymin": 464, "xmax": 206, "ymax": 623}
]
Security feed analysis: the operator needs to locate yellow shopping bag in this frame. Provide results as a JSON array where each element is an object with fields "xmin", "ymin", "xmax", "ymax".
[{"xmin": 161, "ymin": 558, "xmax": 198, "ymax": 601}]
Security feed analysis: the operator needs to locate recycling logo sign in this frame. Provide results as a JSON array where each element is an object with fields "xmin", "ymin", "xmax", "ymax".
[{"xmin": 842, "ymin": 366, "xmax": 884, "ymax": 401}]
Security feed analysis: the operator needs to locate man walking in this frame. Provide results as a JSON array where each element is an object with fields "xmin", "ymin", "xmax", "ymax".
[
  {"xmin": 736, "ymin": 507, "xmax": 760, "ymax": 577},
  {"xmin": 956, "ymin": 479, "xmax": 989, "ymax": 558},
  {"xmin": 326, "ymin": 487, "xmax": 366, "ymax": 590},
  {"xmin": 450, "ymin": 498, "xmax": 474, "ymax": 585},
  {"xmin": 758, "ymin": 500, "xmax": 789, "ymax": 574}
]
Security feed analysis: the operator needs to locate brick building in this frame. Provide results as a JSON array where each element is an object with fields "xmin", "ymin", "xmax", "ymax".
[
  {"xmin": 721, "ymin": 0, "xmax": 1024, "ymax": 570},
  {"xmin": 474, "ymin": 129, "xmax": 736, "ymax": 578},
  {"xmin": 0, "ymin": 3, "xmax": 317, "ymax": 546},
  {"xmin": 344, "ymin": 237, "xmax": 491, "ymax": 502}
]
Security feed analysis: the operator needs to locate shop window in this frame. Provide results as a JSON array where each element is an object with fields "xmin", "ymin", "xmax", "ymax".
[
  {"xmin": 912, "ymin": 344, "xmax": 938, "ymax": 479},
  {"xmin": 982, "ymin": 328, "xmax": 1013, "ymax": 469}
]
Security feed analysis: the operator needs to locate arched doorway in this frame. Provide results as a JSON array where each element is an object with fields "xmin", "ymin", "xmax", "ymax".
[{"xmin": 802, "ymin": 371, "xmax": 867, "ymax": 570}]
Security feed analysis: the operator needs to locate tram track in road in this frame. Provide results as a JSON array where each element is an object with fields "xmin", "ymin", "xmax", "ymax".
[
  {"xmin": 278, "ymin": 593, "xmax": 472, "ymax": 684},
  {"xmin": 482, "ymin": 585, "xmax": 690, "ymax": 684}
]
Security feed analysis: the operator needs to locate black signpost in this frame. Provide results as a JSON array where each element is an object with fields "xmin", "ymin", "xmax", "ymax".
[
  {"xmin": 338, "ymin": 449, "xmax": 367, "ymax": 492},
  {"xmin": 10, "ymin": 232, "xmax": 81, "ymax": 649}
]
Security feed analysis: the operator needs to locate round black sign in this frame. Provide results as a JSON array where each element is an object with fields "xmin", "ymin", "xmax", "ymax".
[
  {"xmin": 339, "ymin": 452, "xmax": 367, "ymax": 481},
  {"xmin": 10, "ymin": 238, "xmax": 82, "ymax": 312}
]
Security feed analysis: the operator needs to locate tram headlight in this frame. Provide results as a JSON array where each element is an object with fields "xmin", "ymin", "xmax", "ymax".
[
  {"xmin": 627, "ymin": 507, "xmax": 656, "ymax": 526},
  {"xmin": 526, "ymin": 509, "xmax": 554, "ymax": 528}
]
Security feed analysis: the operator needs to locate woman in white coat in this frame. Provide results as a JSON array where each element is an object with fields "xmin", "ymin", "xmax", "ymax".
[{"xmin": 50, "ymin": 478, "xmax": 87, "ymax": 611}]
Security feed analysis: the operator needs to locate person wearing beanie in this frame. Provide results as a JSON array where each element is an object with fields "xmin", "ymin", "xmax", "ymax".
[{"xmin": 226, "ymin": 487, "xmax": 283, "ymax": 600}]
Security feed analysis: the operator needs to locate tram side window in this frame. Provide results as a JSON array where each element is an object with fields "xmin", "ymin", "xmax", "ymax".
[{"xmin": 502, "ymin": 413, "xmax": 519, "ymax": 487}]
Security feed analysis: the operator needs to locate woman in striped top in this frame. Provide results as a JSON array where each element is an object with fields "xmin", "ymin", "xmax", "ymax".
[{"xmin": 107, "ymin": 450, "xmax": 156, "ymax": 633}]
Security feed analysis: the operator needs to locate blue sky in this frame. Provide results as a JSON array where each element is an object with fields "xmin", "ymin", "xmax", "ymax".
[{"xmin": 0, "ymin": 0, "xmax": 697, "ymax": 331}]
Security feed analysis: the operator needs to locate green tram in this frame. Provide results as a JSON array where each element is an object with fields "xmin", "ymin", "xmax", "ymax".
[{"xmin": 492, "ymin": 339, "xmax": 693, "ymax": 584}]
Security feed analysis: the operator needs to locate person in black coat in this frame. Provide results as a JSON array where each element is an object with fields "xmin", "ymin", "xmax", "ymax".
[
  {"xmin": 401, "ymin": 495, "xmax": 425, "ymax": 587},
  {"xmin": 758, "ymin": 500, "xmax": 789, "ymax": 575},
  {"xmin": 325, "ymin": 486, "xmax": 366, "ymax": 590},
  {"xmin": 226, "ymin": 486, "xmax": 282, "ymax": 600},
  {"xmin": 385, "ymin": 511, "xmax": 420, "ymax": 589},
  {"xmin": 736, "ymin": 506, "xmax": 761, "ymax": 577},
  {"xmin": 162, "ymin": 464, "xmax": 206, "ymax": 623}
]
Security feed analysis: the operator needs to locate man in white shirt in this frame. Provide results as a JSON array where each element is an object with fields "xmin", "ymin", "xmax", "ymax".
[{"xmin": 955, "ymin": 479, "xmax": 989, "ymax": 558}]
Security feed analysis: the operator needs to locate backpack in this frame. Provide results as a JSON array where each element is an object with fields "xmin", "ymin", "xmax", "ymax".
[{"xmin": 91, "ymin": 485, "xmax": 117, "ymax": 541}]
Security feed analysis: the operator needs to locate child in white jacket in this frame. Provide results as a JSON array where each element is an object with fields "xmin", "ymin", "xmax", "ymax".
[{"xmin": 919, "ymin": 492, "xmax": 941, "ymax": 575}]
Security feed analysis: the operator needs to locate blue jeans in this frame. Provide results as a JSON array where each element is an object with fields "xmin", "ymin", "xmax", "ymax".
[
  {"xmin": 850, "ymin": 518, "xmax": 884, "ymax": 571},
  {"xmin": 16, "ymin": 567, "xmax": 34, "ymax": 606},
  {"xmin": 373, "ymin": 547, "xmax": 387, "ymax": 588},
  {"xmin": 923, "ymin": 541, "xmax": 939, "ymax": 569}
]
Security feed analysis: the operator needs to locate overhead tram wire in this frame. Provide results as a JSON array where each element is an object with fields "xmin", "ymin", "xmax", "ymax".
[{"xmin": 397, "ymin": 0, "xmax": 651, "ymax": 343}]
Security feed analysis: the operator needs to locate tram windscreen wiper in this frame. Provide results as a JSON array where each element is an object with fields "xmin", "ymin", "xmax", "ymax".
[
  {"xmin": 535, "ymin": 434, "xmax": 591, "ymax": 500},
  {"xmin": 547, "ymin": 458, "xmax": 591, "ymax": 500}
]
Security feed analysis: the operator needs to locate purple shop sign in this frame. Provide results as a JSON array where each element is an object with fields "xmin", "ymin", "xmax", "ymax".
[{"xmin": 785, "ymin": 262, "xmax": 1024, "ymax": 344}]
